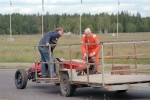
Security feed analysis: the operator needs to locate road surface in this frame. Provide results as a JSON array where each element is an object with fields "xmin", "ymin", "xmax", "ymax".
[{"xmin": 0, "ymin": 69, "xmax": 150, "ymax": 100}]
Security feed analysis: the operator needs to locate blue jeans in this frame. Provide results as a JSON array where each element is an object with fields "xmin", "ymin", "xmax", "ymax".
[{"xmin": 38, "ymin": 46, "xmax": 56, "ymax": 76}]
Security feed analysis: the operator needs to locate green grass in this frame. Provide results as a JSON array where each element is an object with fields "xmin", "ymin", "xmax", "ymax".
[
  {"xmin": 0, "ymin": 33, "xmax": 150, "ymax": 64},
  {"xmin": 0, "ymin": 66, "xmax": 28, "ymax": 69},
  {"xmin": 102, "ymin": 66, "xmax": 150, "ymax": 74},
  {"xmin": 136, "ymin": 69, "xmax": 150, "ymax": 73}
]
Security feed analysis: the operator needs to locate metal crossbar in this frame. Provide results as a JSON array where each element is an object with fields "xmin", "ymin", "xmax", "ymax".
[{"xmin": 101, "ymin": 40, "xmax": 150, "ymax": 86}]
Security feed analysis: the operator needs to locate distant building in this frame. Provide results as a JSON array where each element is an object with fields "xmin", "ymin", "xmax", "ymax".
[{"xmin": 64, "ymin": 32, "xmax": 72, "ymax": 35}]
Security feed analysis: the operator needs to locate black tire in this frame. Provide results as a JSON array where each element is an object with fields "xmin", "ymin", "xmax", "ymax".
[
  {"xmin": 14, "ymin": 69, "xmax": 28, "ymax": 89},
  {"xmin": 60, "ymin": 73, "xmax": 75, "ymax": 97},
  {"xmin": 55, "ymin": 83, "xmax": 60, "ymax": 85},
  {"xmin": 84, "ymin": 64, "xmax": 97, "ymax": 74},
  {"xmin": 116, "ymin": 90, "xmax": 128, "ymax": 92},
  {"xmin": 54, "ymin": 58, "xmax": 60, "ymax": 76}
]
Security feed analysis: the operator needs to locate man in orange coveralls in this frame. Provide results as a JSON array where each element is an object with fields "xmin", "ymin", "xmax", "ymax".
[{"xmin": 81, "ymin": 28, "xmax": 101, "ymax": 73}]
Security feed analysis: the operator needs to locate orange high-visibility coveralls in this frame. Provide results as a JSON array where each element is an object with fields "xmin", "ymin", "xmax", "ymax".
[{"xmin": 81, "ymin": 33, "xmax": 101, "ymax": 70}]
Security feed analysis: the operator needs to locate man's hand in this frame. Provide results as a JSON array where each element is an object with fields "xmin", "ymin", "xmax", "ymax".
[
  {"xmin": 89, "ymin": 52, "xmax": 95, "ymax": 57},
  {"xmin": 83, "ymin": 54, "xmax": 87, "ymax": 59},
  {"xmin": 46, "ymin": 43, "xmax": 49, "ymax": 46}
]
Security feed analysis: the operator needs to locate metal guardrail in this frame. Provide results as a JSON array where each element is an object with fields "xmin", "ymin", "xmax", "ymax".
[{"xmin": 102, "ymin": 40, "xmax": 150, "ymax": 45}]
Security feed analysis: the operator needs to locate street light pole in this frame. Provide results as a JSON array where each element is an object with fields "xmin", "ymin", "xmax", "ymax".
[
  {"xmin": 80, "ymin": 12, "xmax": 81, "ymax": 39},
  {"xmin": 117, "ymin": 0, "xmax": 120, "ymax": 40},
  {"xmin": 117, "ymin": 10, "xmax": 118, "ymax": 40},
  {"xmin": 42, "ymin": 0, "xmax": 44, "ymax": 37},
  {"xmin": 7, "ymin": 0, "xmax": 14, "ymax": 42},
  {"xmin": 80, "ymin": 0, "xmax": 82, "ymax": 39},
  {"xmin": 10, "ymin": 0, "xmax": 12, "ymax": 39}
]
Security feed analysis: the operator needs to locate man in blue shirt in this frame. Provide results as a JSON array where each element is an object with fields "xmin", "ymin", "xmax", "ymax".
[{"xmin": 38, "ymin": 27, "xmax": 63, "ymax": 77}]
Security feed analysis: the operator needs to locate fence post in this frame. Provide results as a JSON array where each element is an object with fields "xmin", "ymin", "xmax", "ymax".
[{"xmin": 101, "ymin": 43, "xmax": 105, "ymax": 86}]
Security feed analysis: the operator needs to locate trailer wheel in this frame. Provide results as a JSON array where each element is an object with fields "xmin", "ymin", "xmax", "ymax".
[
  {"xmin": 54, "ymin": 58, "xmax": 60, "ymax": 76},
  {"xmin": 55, "ymin": 83, "xmax": 60, "ymax": 85},
  {"xmin": 14, "ymin": 69, "xmax": 28, "ymax": 89},
  {"xmin": 60, "ymin": 73, "xmax": 75, "ymax": 97},
  {"xmin": 116, "ymin": 90, "xmax": 128, "ymax": 92},
  {"xmin": 84, "ymin": 64, "xmax": 97, "ymax": 74}
]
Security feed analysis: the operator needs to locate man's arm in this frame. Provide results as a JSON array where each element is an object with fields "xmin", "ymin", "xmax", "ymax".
[
  {"xmin": 93, "ymin": 35, "xmax": 101, "ymax": 54},
  {"xmin": 45, "ymin": 33, "xmax": 51, "ymax": 46},
  {"xmin": 81, "ymin": 35, "xmax": 86, "ymax": 58}
]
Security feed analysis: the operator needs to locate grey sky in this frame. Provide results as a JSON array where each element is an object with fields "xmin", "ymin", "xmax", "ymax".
[{"xmin": 0, "ymin": 0, "xmax": 150, "ymax": 17}]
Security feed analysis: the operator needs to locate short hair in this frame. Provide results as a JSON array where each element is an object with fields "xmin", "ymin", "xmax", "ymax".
[
  {"xmin": 55, "ymin": 27, "xmax": 63, "ymax": 31},
  {"xmin": 84, "ymin": 28, "xmax": 91, "ymax": 33}
]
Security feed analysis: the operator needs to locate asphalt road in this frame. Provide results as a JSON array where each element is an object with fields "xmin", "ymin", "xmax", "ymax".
[{"xmin": 0, "ymin": 69, "xmax": 150, "ymax": 100}]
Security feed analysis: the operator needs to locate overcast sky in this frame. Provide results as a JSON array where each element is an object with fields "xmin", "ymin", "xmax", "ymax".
[{"xmin": 0, "ymin": 0, "xmax": 150, "ymax": 17}]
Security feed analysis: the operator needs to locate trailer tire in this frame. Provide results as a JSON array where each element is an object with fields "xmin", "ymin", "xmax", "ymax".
[
  {"xmin": 116, "ymin": 90, "xmax": 128, "ymax": 92},
  {"xmin": 14, "ymin": 69, "xmax": 28, "ymax": 89},
  {"xmin": 84, "ymin": 64, "xmax": 97, "ymax": 74},
  {"xmin": 60, "ymin": 73, "xmax": 75, "ymax": 97},
  {"xmin": 55, "ymin": 83, "xmax": 60, "ymax": 85},
  {"xmin": 54, "ymin": 58, "xmax": 60, "ymax": 76}
]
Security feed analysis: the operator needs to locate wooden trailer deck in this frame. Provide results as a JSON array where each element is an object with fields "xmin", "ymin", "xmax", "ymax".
[{"xmin": 72, "ymin": 74, "xmax": 150, "ymax": 85}]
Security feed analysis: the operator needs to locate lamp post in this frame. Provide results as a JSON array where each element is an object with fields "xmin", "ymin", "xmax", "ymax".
[
  {"xmin": 8, "ymin": 0, "xmax": 14, "ymax": 42},
  {"xmin": 117, "ymin": 0, "xmax": 120, "ymax": 40},
  {"xmin": 42, "ymin": 0, "xmax": 44, "ymax": 37},
  {"xmin": 117, "ymin": 10, "xmax": 118, "ymax": 40},
  {"xmin": 10, "ymin": 0, "xmax": 12, "ymax": 39},
  {"xmin": 79, "ymin": 0, "xmax": 82, "ymax": 39}
]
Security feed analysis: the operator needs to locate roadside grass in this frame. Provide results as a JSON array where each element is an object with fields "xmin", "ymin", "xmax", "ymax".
[
  {"xmin": 0, "ymin": 66, "xmax": 28, "ymax": 69},
  {"xmin": 103, "ymin": 66, "xmax": 150, "ymax": 74},
  {"xmin": 136, "ymin": 69, "xmax": 150, "ymax": 73},
  {"xmin": 0, "ymin": 33, "xmax": 150, "ymax": 64}
]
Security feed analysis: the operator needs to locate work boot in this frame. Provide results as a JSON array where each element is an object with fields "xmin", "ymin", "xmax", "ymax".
[
  {"xmin": 96, "ymin": 70, "xmax": 101, "ymax": 74},
  {"xmin": 77, "ymin": 71, "xmax": 82, "ymax": 75}
]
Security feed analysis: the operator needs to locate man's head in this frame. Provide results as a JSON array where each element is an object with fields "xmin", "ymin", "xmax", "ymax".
[
  {"xmin": 55, "ymin": 27, "xmax": 64, "ymax": 37},
  {"xmin": 84, "ymin": 28, "xmax": 91, "ymax": 36}
]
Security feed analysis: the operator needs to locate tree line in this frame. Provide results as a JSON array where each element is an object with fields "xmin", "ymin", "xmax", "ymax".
[{"xmin": 0, "ymin": 11, "xmax": 150, "ymax": 35}]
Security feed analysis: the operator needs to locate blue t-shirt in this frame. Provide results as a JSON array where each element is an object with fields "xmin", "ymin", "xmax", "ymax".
[{"xmin": 39, "ymin": 30, "xmax": 60, "ymax": 44}]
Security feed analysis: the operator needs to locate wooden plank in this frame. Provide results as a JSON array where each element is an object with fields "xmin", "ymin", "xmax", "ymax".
[
  {"xmin": 111, "ymin": 66, "xmax": 131, "ymax": 75},
  {"xmin": 72, "ymin": 74, "xmax": 150, "ymax": 85}
]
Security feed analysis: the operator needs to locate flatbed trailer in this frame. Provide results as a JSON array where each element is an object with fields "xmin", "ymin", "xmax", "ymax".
[
  {"xmin": 73, "ymin": 74, "xmax": 150, "ymax": 86},
  {"xmin": 34, "ymin": 68, "xmax": 150, "ymax": 97},
  {"xmin": 14, "ymin": 41, "xmax": 150, "ymax": 97}
]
